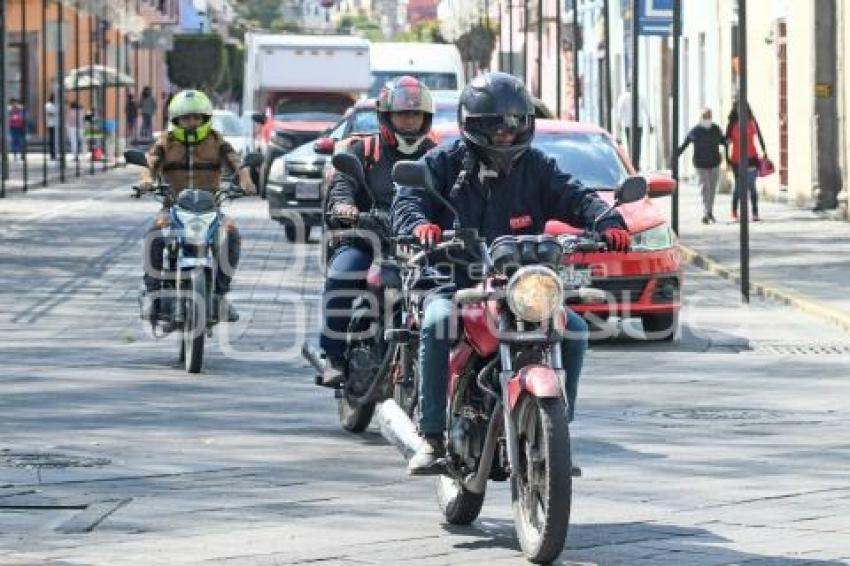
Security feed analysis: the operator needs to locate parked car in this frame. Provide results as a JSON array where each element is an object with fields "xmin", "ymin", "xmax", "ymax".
[
  {"xmin": 265, "ymin": 100, "xmax": 381, "ymax": 242},
  {"xmin": 430, "ymin": 119, "xmax": 681, "ymax": 340}
]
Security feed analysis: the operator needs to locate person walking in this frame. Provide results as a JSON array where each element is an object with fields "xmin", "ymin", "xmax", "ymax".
[
  {"xmin": 125, "ymin": 92, "xmax": 138, "ymax": 142},
  {"xmin": 45, "ymin": 94, "xmax": 58, "ymax": 160},
  {"xmin": 725, "ymin": 102, "xmax": 767, "ymax": 222},
  {"xmin": 139, "ymin": 87, "xmax": 157, "ymax": 139},
  {"xmin": 615, "ymin": 87, "xmax": 653, "ymax": 170},
  {"xmin": 8, "ymin": 98, "xmax": 26, "ymax": 161},
  {"xmin": 66, "ymin": 101, "xmax": 83, "ymax": 160},
  {"xmin": 676, "ymin": 108, "xmax": 727, "ymax": 224}
]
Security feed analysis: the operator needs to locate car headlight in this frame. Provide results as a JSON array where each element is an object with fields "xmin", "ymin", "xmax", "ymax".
[
  {"xmin": 631, "ymin": 224, "xmax": 675, "ymax": 252},
  {"xmin": 268, "ymin": 156, "xmax": 286, "ymax": 183},
  {"xmin": 506, "ymin": 265, "xmax": 564, "ymax": 323}
]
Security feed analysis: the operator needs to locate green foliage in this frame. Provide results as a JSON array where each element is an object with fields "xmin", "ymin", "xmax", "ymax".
[
  {"xmin": 166, "ymin": 34, "xmax": 226, "ymax": 92},
  {"xmin": 238, "ymin": 0, "xmax": 300, "ymax": 32},
  {"xmin": 393, "ymin": 19, "xmax": 445, "ymax": 43},
  {"xmin": 337, "ymin": 14, "xmax": 384, "ymax": 41},
  {"xmin": 225, "ymin": 44, "xmax": 244, "ymax": 98}
]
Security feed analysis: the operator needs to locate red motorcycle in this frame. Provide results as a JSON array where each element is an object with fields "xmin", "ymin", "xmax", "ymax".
[{"xmin": 389, "ymin": 161, "xmax": 647, "ymax": 563}]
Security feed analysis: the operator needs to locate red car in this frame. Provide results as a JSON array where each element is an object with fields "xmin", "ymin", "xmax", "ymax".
[{"xmin": 431, "ymin": 119, "xmax": 681, "ymax": 339}]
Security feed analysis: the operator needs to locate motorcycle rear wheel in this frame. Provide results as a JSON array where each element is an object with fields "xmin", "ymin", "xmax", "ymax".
[{"xmin": 511, "ymin": 396, "xmax": 572, "ymax": 564}]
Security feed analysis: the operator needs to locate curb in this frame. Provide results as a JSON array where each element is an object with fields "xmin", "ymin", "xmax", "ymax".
[{"xmin": 680, "ymin": 245, "xmax": 850, "ymax": 333}]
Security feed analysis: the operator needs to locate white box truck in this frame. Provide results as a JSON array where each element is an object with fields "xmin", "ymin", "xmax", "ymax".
[
  {"xmin": 243, "ymin": 33, "xmax": 371, "ymax": 151},
  {"xmin": 367, "ymin": 42, "xmax": 465, "ymax": 97}
]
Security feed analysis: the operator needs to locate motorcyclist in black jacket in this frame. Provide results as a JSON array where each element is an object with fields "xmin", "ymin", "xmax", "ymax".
[
  {"xmin": 319, "ymin": 76, "xmax": 437, "ymax": 386},
  {"xmin": 392, "ymin": 72, "xmax": 632, "ymax": 474}
]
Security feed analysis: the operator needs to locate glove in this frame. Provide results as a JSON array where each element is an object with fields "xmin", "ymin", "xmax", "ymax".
[
  {"xmin": 603, "ymin": 228, "xmax": 631, "ymax": 252},
  {"xmin": 413, "ymin": 223, "xmax": 442, "ymax": 246},
  {"xmin": 238, "ymin": 168, "xmax": 256, "ymax": 196}
]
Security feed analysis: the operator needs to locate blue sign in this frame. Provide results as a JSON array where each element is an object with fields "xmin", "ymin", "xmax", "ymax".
[{"xmin": 638, "ymin": 0, "xmax": 682, "ymax": 37}]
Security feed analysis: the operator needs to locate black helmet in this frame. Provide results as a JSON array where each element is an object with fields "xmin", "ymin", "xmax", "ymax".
[{"xmin": 458, "ymin": 72, "xmax": 535, "ymax": 174}]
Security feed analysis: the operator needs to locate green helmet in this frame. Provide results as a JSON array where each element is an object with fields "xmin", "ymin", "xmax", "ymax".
[{"xmin": 168, "ymin": 89, "xmax": 213, "ymax": 144}]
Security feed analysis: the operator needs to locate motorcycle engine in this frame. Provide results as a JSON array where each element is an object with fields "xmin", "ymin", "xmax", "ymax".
[
  {"xmin": 449, "ymin": 411, "xmax": 488, "ymax": 469},
  {"xmin": 347, "ymin": 346, "xmax": 380, "ymax": 396}
]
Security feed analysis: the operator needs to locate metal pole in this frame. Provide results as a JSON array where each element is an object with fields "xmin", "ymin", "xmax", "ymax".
[
  {"xmin": 88, "ymin": 13, "xmax": 94, "ymax": 175},
  {"xmin": 603, "ymin": 0, "xmax": 612, "ymax": 132},
  {"xmin": 0, "ymin": 0, "xmax": 6, "ymax": 196},
  {"xmin": 22, "ymin": 0, "xmax": 29, "ymax": 192},
  {"xmin": 537, "ymin": 0, "xmax": 543, "ymax": 98},
  {"xmin": 631, "ymin": 0, "xmax": 639, "ymax": 168},
  {"xmin": 114, "ymin": 26, "xmax": 120, "ymax": 168},
  {"xmin": 556, "ymin": 0, "xmax": 562, "ymax": 118},
  {"xmin": 498, "ymin": 0, "xmax": 504, "ymax": 72},
  {"xmin": 738, "ymin": 0, "xmax": 750, "ymax": 302},
  {"xmin": 509, "ymin": 0, "xmax": 514, "ymax": 75},
  {"xmin": 42, "ymin": 0, "xmax": 48, "ymax": 186},
  {"xmin": 100, "ymin": 20, "xmax": 107, "ymax": 173},
  {"xmin": 672, "ymin": 0, "xmax": 681, "ymax": 235},
  {"xmin": 523, "ymin": 0, "xmax": 529, "ymax": 84},
  {"xmin": 57, "ymin": 0, "xmax": 66, "ymax": 182},
  {"xmin": 75, "ymin": 0, "xmax": 80, "ymax": 177},
  {"xmin": 572, "ymin": 0, "xmax": 580, "ymax": 121}
]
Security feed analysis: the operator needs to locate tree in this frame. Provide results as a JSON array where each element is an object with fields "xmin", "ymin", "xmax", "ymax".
[
  {"xmin": 455, "ymin": 23, "xmax": 496, "ymax": 69},
  {"xmin": 238, "ymin": 0, "xmax": 299, "ymax": 32},
  {"xmin": 166, "ymin": 35, "xmax": 227, "ymax": 93}
]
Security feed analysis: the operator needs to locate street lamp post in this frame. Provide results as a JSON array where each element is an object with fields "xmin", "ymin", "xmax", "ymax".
[
  {"xmin": 672, "ymin": 0, "xmax": 681, "ymax": 235},
  {"xmin": 57, "ymin": 0, "xmax": 66, "ymax": 182},
  {"xmin": 572, "ymin": 0, "xmax": 579, "ymax": 121},
  {"xmin": 738, "ymin": 0, "xmax": 751, "ymax": 302},
  {"xmin": 603, "ymin": 0, "xmax": 612, "ymax": 132},
  {"xmin": 631, "ymin": 0, "xmax": 639, "ymax": 168},
  {"xmin": 0, "ymin": 0, "xmax": 6, "ymax": 196},
  {"xmin": 42, "ymin": 0, "xmax": 48, "ymax": 186},
  {"xmin": 22, "ymin": 0, "xmax": 29, "ymax": 192},
  {"xmin": 556, "ymin": 0, "xmax": 562, "ymax": 118},
  {"xmin": 537, "ymin": 0, "xmax": 543, "ymax": 98}
]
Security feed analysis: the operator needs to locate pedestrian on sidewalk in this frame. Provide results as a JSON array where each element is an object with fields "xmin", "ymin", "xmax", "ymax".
[
  {"xmin": 45, "ymin": 94, "xmax": 58, "ymax": 160},
  {"xmin": 125, "ymin": 92, "xmax": 138, "ymax": 142},
  {"xmin": 8, "ymin": 98, "xmax": 26, "ymax": 161},
  {"xmin": 676, "ymin": 108, "xmax": 727, "ymax": 224},
  {"xmin": 725, "ymin": 102, "xmax": 768, "ymax": 222},
  {"xmin": 66, "ymin": 101, "xmax": 83, "ymax": 160},
  {"xmin": 139, "ymin": 87, "xmax": 157, "ymax": 140},
  {"xmin": 615, "ymin": 87, "xmax": 654, "ymax": 171}
]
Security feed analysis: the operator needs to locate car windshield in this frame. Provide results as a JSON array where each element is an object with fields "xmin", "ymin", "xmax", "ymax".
[
  {"xmin": 433, "ymin": 103, "xmax": 458, "ymax": 126},
  {"xmin": 534, "ymin": 132, "xmax": 628, "ymax": 190},
  {"xmin": 369, "ymin": 71, "xmax": 458, "ymax": 97},
  {"xmin": 211, "ymin": 114, "xmax": 243, "ymax": 136},
  {"xmin": 350, "ymin": 109, "xmax": 379, "ymax": 133}
]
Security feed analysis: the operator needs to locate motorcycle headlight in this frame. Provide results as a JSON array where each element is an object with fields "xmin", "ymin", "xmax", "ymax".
[
  {"xmin": 506, "ymin": 265, "xmax": 564, "ymax": 323},
  {"xmin": 175, "ymin": 210, "xmax": 217, "ymax": 240},
  {"xmin": 631, "ymin": 224, "xmax": 675, "ymax": 252},
  {"xmin": 268, "ymin": 156, "xmax": 286, "ymax": 182}
]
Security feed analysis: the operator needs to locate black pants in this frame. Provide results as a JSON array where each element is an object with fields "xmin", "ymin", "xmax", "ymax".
[
  {"xmin": 48, "ymin": 127, "xmax": 56, "ymax": 159},
  {"xmin": 625, "ymin": 126, "xmax": 644, "ymax": 170},
  {"xmin": 143, "ymin": 212, "xmax": 241, "ymax": 295}
]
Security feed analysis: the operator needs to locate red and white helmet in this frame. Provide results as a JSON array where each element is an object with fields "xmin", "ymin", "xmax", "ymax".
[{"xmin": 376, "ymin": 76, "xmax": 435, "ymax": 155}]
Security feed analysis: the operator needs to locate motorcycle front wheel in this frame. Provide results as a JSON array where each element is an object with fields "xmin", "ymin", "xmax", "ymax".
[
  {"xmin": 182, "ymin": 270, "xmax": 207, "ymax": 374},
  {"xmin": 435, "ymin": 474, "xmax": 485, "ymax": 525},
  {"xmin": 511, "ymin": 396, "xmax": 572, "ymax": 564}
]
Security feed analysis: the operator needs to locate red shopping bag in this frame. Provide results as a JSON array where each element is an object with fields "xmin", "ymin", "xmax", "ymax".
[{"xmin": 758, "ymin": 156, "xmax": 775, "ymax": 177}]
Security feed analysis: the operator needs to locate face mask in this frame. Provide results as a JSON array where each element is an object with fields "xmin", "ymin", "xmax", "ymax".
[{"xmin": 700, "ymin": 120, "xmax": 712, "ymax": 129}]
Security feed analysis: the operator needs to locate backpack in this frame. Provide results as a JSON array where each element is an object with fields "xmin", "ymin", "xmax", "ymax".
[{"xmin": 9, "ymin": 108, "xmax": 24, "ymax": 129}]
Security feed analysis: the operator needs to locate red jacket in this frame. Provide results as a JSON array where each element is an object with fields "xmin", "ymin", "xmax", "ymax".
[{"xmin": 726, "ymin": 119, "xmax": 764, "ymax": 167}]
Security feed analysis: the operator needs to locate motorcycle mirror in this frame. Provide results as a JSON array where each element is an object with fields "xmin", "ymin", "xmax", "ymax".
[
  {"xmin": 124, "ymin": 149, "xmax": 148, "ymax": 167},
  {"xmin": 242, "ymin": 152, "xmax": 263, "ymax": 168},
  {"xmin": 615, "ymin": 176, "xmax": 648, "ymax": 205},
  {"xmin": 332, "ymin": 152, "xmax": 376, "ymax": 206},
  {"xmin": 393, "ymin": 160, "xmax": 462, "ymax": 230}
]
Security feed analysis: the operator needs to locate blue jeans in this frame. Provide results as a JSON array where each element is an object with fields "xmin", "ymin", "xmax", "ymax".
[
  {"xmin": 9, "ymin": 128, "xmax": 25, "ymax": 158},
  {"xmin": 320, "ymin": 245, "xmax": 373, "ymax": 359},
  {"xmin": 732, "ymin": 166, "xmax": 759, "ymax": 216},
  {"xmin": 418, "ymin": 295, "xmax": 588, "ymax": 436}
]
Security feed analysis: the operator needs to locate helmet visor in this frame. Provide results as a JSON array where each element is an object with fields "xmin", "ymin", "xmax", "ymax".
[{"xmin": 465, "ymin": 114, "xmax": 532, "ymax": 144}]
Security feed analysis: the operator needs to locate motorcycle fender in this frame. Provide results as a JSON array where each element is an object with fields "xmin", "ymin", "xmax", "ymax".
[
  {"xmin": 505, "ymin": 365, "xmax": 564, "ymax": 412},
  {"xmin": 178, "ymin": 257, "xmax": 212, "ymax": 269}
]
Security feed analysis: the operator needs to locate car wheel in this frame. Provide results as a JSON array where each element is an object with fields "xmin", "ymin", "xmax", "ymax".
[{"xmin": 641, "ymin": 312, "xmax": 679, "ymax": 341}]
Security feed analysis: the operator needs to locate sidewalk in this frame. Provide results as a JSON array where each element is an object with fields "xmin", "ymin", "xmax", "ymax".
[
  {"xmin": 671, "ymin": 177, "xmax": 850, "ymax": 331},
  {"xmin": 1, "ymin": 152, "xmax": 122, "ymax": 196}
]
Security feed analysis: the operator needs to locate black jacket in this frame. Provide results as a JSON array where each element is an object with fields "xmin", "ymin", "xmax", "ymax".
[
  {"xmin": 327, "ymin": 135, "xmax": 436, "ymax": 214},
  {"xmin": 677, "ymin": 124, "xmax": 726, "ymax": 169},
  {"xmin": 392, "ymin": 140, "xmax": 625, "ymax": 244}
]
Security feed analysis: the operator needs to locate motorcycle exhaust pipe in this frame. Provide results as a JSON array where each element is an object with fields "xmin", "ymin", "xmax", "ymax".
[
  {"xmin": 301, "ymin": 343, "xmax": 325, "ymax": 374},
  {"xmin": 375, "ymin": 399, "xmax": 422, "ymax": 460}
]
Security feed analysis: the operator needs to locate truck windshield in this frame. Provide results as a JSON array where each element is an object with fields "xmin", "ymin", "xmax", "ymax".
[
  {"xmin": 274, "ymin": 96, "xmax": 351, "ymax": 123},
  {"xmin": 369, "ymin": 72, "xmax": 458, "ymax": 97}
]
